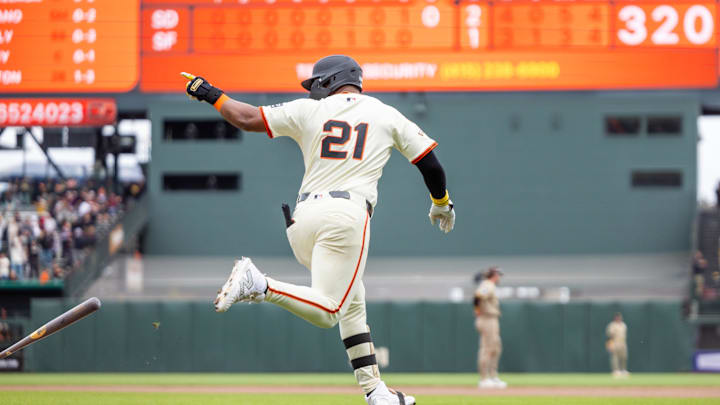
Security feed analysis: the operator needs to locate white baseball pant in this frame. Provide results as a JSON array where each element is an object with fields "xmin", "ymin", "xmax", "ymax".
[{"xmin": 264, "ymin": 194, "xmax": 380, "ymax": 393}]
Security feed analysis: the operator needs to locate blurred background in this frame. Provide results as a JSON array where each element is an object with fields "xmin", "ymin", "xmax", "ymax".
[{"xmin": 1, "ymin": 0, "xmax": 719, "ymax": 375}]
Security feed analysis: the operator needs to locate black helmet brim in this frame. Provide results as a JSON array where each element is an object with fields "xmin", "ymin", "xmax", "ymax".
[{"xmin": 301, "ymin": 76, "xmax": 319, "ymax": 91}]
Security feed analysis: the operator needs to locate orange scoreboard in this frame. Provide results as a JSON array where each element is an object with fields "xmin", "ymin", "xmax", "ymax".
[
  {"xmin": 0, "ymin": 0, "xmax": 139, "ymax": 92},
  {"xmin": 1, "ymin": 0, "xmax": 719, "ymax": 93}
]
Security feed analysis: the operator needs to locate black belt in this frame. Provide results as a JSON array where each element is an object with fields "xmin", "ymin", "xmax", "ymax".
[{"xmin": 297, "ymin": 191, "xmax": 373, "ymax": 218}]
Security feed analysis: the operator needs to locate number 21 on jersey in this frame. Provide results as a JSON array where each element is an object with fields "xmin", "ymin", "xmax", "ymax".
[{"xmin": 320, "ymin": 120, "xmax": 368, "ymax": 161}]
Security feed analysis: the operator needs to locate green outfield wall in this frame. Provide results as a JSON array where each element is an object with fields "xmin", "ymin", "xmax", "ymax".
[
  {"xmin": 22, "ymin": 299, "xmax": 692, "ymax": 373},
  {"xmin": 146, "ymin": 92, "xmax": 697, "ymax": 257}
]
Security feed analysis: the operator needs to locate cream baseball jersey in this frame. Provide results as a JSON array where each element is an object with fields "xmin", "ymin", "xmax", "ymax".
[
  {"xmin": 259, "ymin": 93, "xmax": 437, "ymax": 207},
  {"xmin": 606, "ymin": 322, "xmax": 627, "ymax": 344},
  {"xmin": 476, "ymin": 280, "xmax": 501, "ymax": 317}
]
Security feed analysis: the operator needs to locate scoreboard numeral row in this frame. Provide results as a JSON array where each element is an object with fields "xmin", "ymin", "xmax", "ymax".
[{"xmin": 143, "ymin": 2, "xmax": 717, "ymax": 54}]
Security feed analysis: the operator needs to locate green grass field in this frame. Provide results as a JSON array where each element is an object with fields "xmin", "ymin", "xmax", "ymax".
[
  {"xmin": 0, "ymin": 392, "xmax": 718, "ymax": 405},
  {"xmin": 0, "ymin": 372, "xmax": 719, "ymax": 387},
  {"xmin": 0, "ymin": 373, "xmax": 718, "ymax": 405}
]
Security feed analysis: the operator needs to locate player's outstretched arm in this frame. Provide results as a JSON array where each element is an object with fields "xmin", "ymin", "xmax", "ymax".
[
  {"xmin": 415, "ymin": 151, "xmax": 455, "ymax": 233},
  {"xmin": 180, "ymin": 72, "xmax": 266, "ymax": 132}
]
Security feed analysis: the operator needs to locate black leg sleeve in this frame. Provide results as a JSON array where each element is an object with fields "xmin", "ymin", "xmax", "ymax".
[{"xmin": 414, "ymin": 150, "xmax": 446, "ymax": 200}]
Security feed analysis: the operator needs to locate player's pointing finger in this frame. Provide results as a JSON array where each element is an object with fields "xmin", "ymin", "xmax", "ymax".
[{"xmin": 180, "ymin": 72, "xmax": 196, "ymax": 80}]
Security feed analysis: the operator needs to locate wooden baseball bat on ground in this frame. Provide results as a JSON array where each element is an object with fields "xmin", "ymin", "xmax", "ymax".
[{"xmin": 0, "ymin": 297, "xmax": 102, "ymax": 359}]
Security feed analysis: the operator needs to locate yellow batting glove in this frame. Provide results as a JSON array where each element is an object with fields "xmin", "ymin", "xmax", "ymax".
[
  {"xmin": 179, "ymin": 72, "xmax": 225, "ymax": 107},
  {"xmin": 180, "ymin": 72, "xmax": 199, "ymax": 101}
]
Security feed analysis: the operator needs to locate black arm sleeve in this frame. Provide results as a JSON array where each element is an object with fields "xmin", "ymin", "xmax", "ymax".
[{"xmin": 414, "ymin": 150, "xmax": 446, "ymax": 200}]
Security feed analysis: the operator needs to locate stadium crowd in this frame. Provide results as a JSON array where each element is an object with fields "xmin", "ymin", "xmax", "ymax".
[{"xmin": 0, "ymin": 178, "xmax": 143, "ymax": 283}]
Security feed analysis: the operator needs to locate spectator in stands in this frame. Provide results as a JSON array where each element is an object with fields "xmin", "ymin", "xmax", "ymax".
[
  {"xmin": 35, "ymin": 197, "xmax": 48, "ymax": 215},
  {"xmin": 5, "ymin": 213, "xmax": 19, "ymax": 246},
  {"xmin": 75, "ymin": 225, "xmax": 97, "ymax": 249},
  {"xmin": 52, "ymin": 262, "xmax": 64, "ymax": 280},
  {"xmin": 96, "ymin": 212, "xmax": 111, "ymax": 228},
  {"xmin": 17, "ymin": 179, "xmax": 31, "ymax": 205},
  {"xmin": 52, "ymin": 181, "xmax": 66, "ymax": 196},
  {"xmin": 59, "ymin": 220, "xmax": 74, "ymax": 265},
  {"xmin": 8, "ymin": 233, "xmax": 26, "ymax": 280},
  {"xmin": 38, "ymin": 230, "xmax": 54, "ymax": 270},
  {"xmin": 693, "ymin": 251, "xmax": 708, "ymax": 298},
  {"xmin": 97, "ymin": 187, "xmax": 107, "ymax": 205},
  {"xmin": 0, "ymin": 252, "xmax": 9, "ymax": 280},
  {"xmin": 74, "ymin": 213, "xmax": 93, "ymax": 235},
  {"xmin": 27, "ymin": 238, "xmax": 40, "ymax": 279},
  {"xmin": 19, "ymin": 216, "xmax": 34, "ymax": 238},
  {"xmin": 107, "ymin": 193, "xmax": 122, "ymax": 215},
  {"xmin": 53, "ymin": 197, "xmax": 74, "ymax": 225},
  {"xmin": 40, "ymin": 212, "xmax": 57, "ymax": 234},
  {"xmin": 33, "ymin": 181, "xmax": 50, "ymax": 205},
  {"xmin": 77, "ymin": 190, "xmax": 93, "ymax": 218}
]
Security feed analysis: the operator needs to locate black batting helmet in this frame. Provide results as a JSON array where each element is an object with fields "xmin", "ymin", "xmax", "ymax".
[{"xmin": 301, "ymin": 55, "xmax": 363, "ymax": 100}]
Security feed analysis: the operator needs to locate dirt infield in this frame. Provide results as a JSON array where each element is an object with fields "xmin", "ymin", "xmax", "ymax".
[{"xmin": 2, "ymin": 385, "xmax": 718, "ymax": 398}]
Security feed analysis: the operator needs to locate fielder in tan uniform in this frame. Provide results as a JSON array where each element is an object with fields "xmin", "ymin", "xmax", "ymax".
[
  {"xmin": 606, "ymin": 313, "xmax": 629, "ymax": 378},
  {"xmin": 474, "ymin": 267, "xmax": 506, "ymax": 388},
  {"xmin": 181, "ymin": 55, "xmax": 456, "ymax": 405}
]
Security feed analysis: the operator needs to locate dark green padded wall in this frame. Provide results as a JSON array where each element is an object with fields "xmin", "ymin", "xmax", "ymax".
[
  {"xmin": 146, "ymin": 93, "xmax": 698, "ymax": 256},
  {"xmin": 24, "ymin": 299, "xmax": 693, "ymax": 372}
]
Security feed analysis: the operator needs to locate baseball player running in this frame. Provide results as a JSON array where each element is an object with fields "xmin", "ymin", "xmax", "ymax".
[{"xmin": 182, "ymin": 55, "xmax": 455, "ymax": 405}]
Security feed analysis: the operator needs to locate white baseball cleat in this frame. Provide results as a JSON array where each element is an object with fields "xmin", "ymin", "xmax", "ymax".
[
  {"xmin": 478, "ymin": 379, "xmax": 497, "ymax": 388},
  {"xmin": 491, "ymin": 377, "xmax": 507, "ymax": 388},
  {"xmin": 366, "ymin": 381, "xmax": 416, "ymax": 405},
  {"xmin": 214, "ymin": 257, "xmax": 267, "ymax": 312}
]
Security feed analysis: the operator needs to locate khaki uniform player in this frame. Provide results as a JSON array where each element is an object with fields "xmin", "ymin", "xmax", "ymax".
[
  {"xmin": 606, "ymin": 313, "xmax": 629, "ymax": 378},
  {"xmin": 474, "ymin": 267, "xmax": 506, "ymax": 388},
  {"xmin": 181, "ymin": 55, "xmax": 456, "ymax": 405}
]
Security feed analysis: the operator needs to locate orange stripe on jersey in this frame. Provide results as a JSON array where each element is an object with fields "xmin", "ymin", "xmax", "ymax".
[
  {"xmin": 411, "ymin": 142, "xmax": 438, "ymax": 165},
  {"xmin": 259, "ymin": 106, "xmax": 273, "ymax": 139},
  {"xmin": 268, "ymin": 212, "xmax": 370, "ymax": 314}
]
